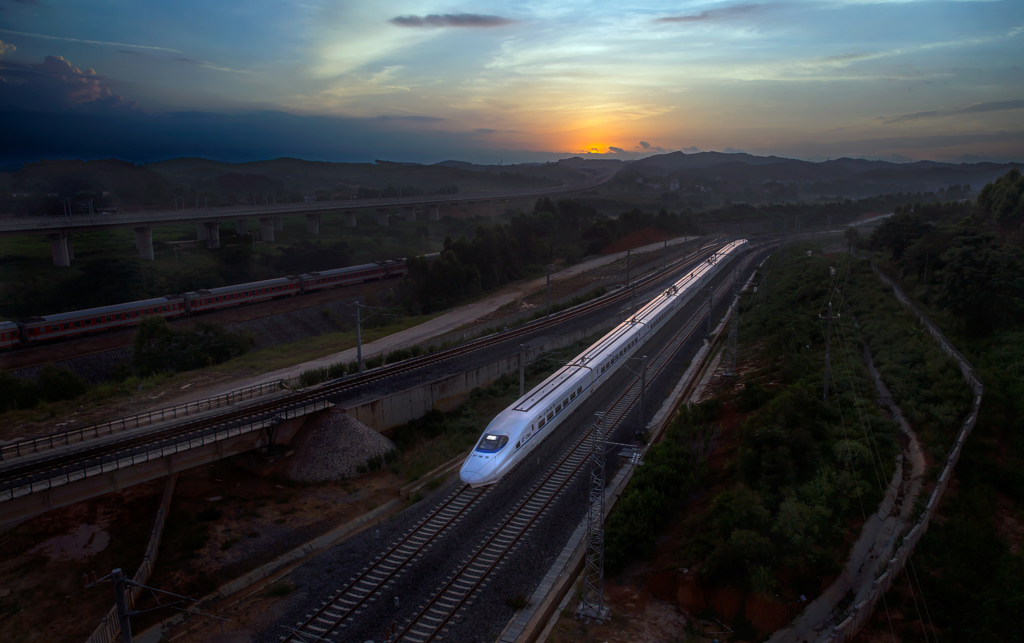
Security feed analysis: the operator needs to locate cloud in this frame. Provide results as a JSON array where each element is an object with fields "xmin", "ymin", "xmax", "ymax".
[
  {"xmin": 11, "ymin": 0, "xmax": 39, "ymax": 4},
  {"xmin": 0, "ymin": 54, "xmax": 137, "ymax": 113},
  {"xmin": 655, "ymin": 3, "xmax": 763, "ymax": 24},
  {"xmin": 0, "ymin": 40, "xmax": 15, "ymax": 56},
  {"xmin": 0, "ymin": 28, "xmax": 181, "ymax": 52},
  {"xmin": 724, "ymin": 147, "xmax": 746, "ymax": 153},
  {"xmin": 683, "ymin": 146, "xmax": 701, "ymax": 153},
  {"xmin": 882, "ymin": 99, "xmax": 1024, "ymax": 124},
  {"xmin": 637, "ymin": 141, "xmax": 669, "ymax": 152},
  {"xmin": 475, "ymin": 128, "xmax": 497, "ymax": 134},
  {"xmin": 608, "ymin": 146, "xmax": 626, "ymax": 154},
  {"xmin": 171, "ymin": 56, "xmax": 250, "ymax": 74},
  {"xmin": 376, "ymin": 114, "xmax": 445, "ymax": 122},
  {"xmin": 390, "ymin": 14, "xmax": 515, "ymax": 28}
]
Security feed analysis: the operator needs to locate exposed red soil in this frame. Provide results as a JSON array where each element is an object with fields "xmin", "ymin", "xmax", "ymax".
[
  {"xmin": 0, "ymin": 480, "xmax": 164, "ymax": 643},
  {"xmin": 603, "ymin": 226, "xmax": 673, "ymax": 255}
]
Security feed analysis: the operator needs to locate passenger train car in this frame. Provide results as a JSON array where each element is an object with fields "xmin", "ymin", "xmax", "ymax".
[
  {"xmin": 2, "ymin": 255, "xmax": 432, "ymax": 348},
  {"xmin": 19, "ymin": 297, "xmax": 187, "ymax": 344},
  {"xmin": 460, "ymin": 239, "xmax": 750, "ymax": 487}
]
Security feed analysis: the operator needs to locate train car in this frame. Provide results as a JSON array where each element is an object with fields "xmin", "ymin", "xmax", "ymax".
[
  {"xmin": 0, "ymin": 321, "xmax": 21, "ymax": 349},
  {"xmin": 460, "ymin": 239, "xmax": 749, "ymax": 487},
  {"xmin": 18, "ymin": 296, "xmax": 186, "ymax": 344},
  {"xmin": 300, "ymin": 262, "xmax": 389, "ymax": 293},
  {"xmin": 182, "ymin": 276, "xmax": 301, "ymax": 314}
]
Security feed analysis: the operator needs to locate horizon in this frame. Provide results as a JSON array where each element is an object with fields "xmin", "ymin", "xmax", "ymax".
[{"xmin": 2, "ymin": 1, "xmax": 1023, "ymax": 165}]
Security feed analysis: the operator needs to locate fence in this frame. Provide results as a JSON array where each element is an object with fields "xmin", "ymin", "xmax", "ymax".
[
  {"xmin": 1, "ymin": 395, "xmax": 329, "ymax": 502},
  {"xmin": 84, "ymin": 472, "xmax": 178, "ymax": 643},
  {"xmin": 820, "ymin": 262, "xmax": 983, "ymax": 642},
  {"xmin": 0, "ymin": 379, "xmax": 286, "ymax": 462}
]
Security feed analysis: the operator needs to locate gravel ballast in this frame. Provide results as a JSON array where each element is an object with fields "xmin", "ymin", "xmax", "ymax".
[{"xmin": 283, "ymin": 410, "xmax": 397, "ymax": 482}]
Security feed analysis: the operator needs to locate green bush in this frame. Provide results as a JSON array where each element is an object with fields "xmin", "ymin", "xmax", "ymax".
[
  {"xmin": 132, "ymin": 316, "xmax": 252, "ymax": 376},
  {"xmin": 0, "ymin": 366, "xmax": 87, "ymax": 413}
]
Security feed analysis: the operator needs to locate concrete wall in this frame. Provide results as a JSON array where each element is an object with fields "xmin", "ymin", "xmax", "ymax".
[{"xmin": 344, "ymin": 310, "xmax": 630, "ymax": 432}]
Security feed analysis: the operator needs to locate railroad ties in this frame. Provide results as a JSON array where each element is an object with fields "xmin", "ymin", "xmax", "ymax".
[{"xmin": 282, "ymin": 484, "xmax": 489, "ymax": 643}]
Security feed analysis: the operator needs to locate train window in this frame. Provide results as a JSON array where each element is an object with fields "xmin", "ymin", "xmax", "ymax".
[
  {"xmin": 538, "ymin": 417, "xmax": 545, "ymax": 428},
  {"xmin": 556, "ymin": 403, "xmax": 562, "ymax": 413},
  {"xmin": 547, "ymin": 411, "xmax": 554, "ymax": 421},
  {"xmin": 105, "ymin": 316, "xmax": 112, "ymax": 322},
  {"xmin": 74, "ymin": 321, "xmax": 81, "ymax": 328},
  {"xmin": 570, "ymin": 391, "xmax": 575, "ymax": 400},
  {"xmin": 564, "ymin": 397, "xmax": 569, "ymax": 407},
  {"xmin": 475, "ymin": 433, "xmax": 508, "ymax": 453},
  {"xmin": 62, "ymin": 323, "xmax": 70, "ymax": 329},
  {"xmin": 515, "ymin": 440, "xmax": 521, "ymax": 449},
  {"xmin": 578, "ymin": 386, "xmax": 583, "ymax": 394},
  {"xmin": 50, "ymin": 325, "xmax": 58, "ymax": 331},
  {"xmin": 84, "ymin": 320, "xmax": 91, "ymax": 326},
  {"xmin": 96, "ymin": 318, "xmax": 102, "ymax": 324},
  {"xmin": 162, "ymin": 306, "xmax": 168, "ymax": 312}
]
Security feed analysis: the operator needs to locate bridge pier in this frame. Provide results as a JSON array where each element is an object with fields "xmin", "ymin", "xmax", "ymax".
[
  {"xmin": 375, "ymin": 208, "xmax": 389, "ymax": 226},
  {"xmin": 260, "ymin": 217, "xmax": 276, "ymax": 242},
  {"xmin": 402, "ymin": 205, "xmax": 416, "ymax": 221},
  {"xmin": 274, "ymin": 216, "xmax": 283, "ymax": 232},
  {"xmin": 305, "ymin": 213, "xmax": 320, "ymax": 234},
  {"xmin": 135, "ymin": 226, "xmax": 155, "ymax": 261},
  {"xmin": 345, "ymin": 212, "xmax": 357, "ymax": 227},
  {"xmin": 66, "ymin": 236, "xmax": 74, "ymax": 261},
  {"xmin": 203, "ymin": 221, "xmax": 221, "ymax": 249},
  {"xmin": 196, "ymin": 223, "xmax": 209, "ymax": 241},
  {"xmin": 427, "ymin": 204, "xmax": 440, "ymax": 220},
  {"xmin": 49, "ymin": 233, "xmax": 71, "ymax": 267},
  {"xmin": 236, "ymin": 219, "xmax": 249, "ymax": 235}
]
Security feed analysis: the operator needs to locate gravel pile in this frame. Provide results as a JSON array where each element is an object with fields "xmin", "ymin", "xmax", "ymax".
[{"xmin": 282, "ymin": 410, "xmax": 397, "ymax": 482}]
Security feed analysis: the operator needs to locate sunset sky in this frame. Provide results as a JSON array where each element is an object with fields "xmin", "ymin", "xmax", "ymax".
[{"xmin": 1, "ymin": 0, "xmax": 1022, "ymax": 164}]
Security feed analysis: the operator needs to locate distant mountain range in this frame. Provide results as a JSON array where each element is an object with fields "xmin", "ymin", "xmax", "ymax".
[{"xmin": 621, "ymin": 151, "xmax": 1020, "ymax": 196}]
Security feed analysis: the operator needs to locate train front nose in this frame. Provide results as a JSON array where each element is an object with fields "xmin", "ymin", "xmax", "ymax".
[{"xmin": 460, "ymin": 456, "xmax": 495, "ymax": 487}]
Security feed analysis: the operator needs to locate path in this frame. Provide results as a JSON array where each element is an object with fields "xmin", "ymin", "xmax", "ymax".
[
  {"xmin": 172, "ymin": 236, "xmax": 696, "ymax": 405},
  {"xmin": 768, "ymin": 345, "xmax": 926, "ymax": 643}
]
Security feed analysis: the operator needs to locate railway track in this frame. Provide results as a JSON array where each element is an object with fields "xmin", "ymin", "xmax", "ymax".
[
  {"xmin": 281, "ymin": 249, "xmax": 757, "ymax": 643},
  {"xmin": 1, "ymin": 243, "xmax": 726, "ymax": 496},
  {"xmin": 386, "ymin": 258, "xmax": 746, "ymax": 643}
]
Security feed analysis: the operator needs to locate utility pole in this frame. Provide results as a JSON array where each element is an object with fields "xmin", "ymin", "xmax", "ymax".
[
  {"xmin": 356, "ymin": 304, "xmax": 363, "ymax": 374},
  {"xmin": 663, "ymin": 238, "xmax": 668, "ymax": 269},
  {"xmin": 546, "ymin": 265, "xmax": 551, "ymax": 316},
  {"xmin": 112, "ymin": 568, "xmax": 134, "ymax": 643},
  {"xmin": 625, "ymin": 248, "xmax": 631, "ymax": 286},
  {"xmin": 820, "ymin": 302, "xmax": 839, "ymax": 401},
  {"xmin": 577, "ymin": 412, "xmax": 609, "ymax": 623},
  {"xmin": 519, "ymin": 344, "xmax": 525, "ymax": 397},
  {"xmin": 706, "ymin": 285, "xmax": 714, "ymax": 336},
  {"xmin": 639, "ymin": 355, "xmax": 647, "ymax": 438},
  {"xmin": 723, "ymin": 280, "xmax": 740, "ymax": 377}
]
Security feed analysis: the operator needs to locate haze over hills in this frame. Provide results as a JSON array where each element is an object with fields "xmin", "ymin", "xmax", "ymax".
[{"xmin": 1, "ymin": 151, "xmax": 1019, "ymax": 217}]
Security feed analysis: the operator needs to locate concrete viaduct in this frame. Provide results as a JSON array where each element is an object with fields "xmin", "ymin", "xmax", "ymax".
[{"xmin": 0, "ymin": 181, "xmax": 607, "ymax": 267}]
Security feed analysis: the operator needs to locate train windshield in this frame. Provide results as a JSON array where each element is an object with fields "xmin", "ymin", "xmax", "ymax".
[{"xmin": 475, "ymin": 433, "xmax": 509, "ymax": 453}]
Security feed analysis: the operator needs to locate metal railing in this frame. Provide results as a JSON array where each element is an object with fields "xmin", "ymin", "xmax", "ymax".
[
  {"xmin": 1, "ymin": 394, "xmax": 330, "ymax": 502},
  {"xmin": 0, "ymin": 379, "xmax": 286, "ymax": 462}
]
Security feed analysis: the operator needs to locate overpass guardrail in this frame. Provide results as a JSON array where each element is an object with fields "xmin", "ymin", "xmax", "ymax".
[{"xmin": 0, "ymin": 379, "xmax": 285, "ymax": 462}]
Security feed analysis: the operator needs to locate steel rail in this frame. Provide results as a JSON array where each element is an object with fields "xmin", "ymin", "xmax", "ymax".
[
  {"xmin": 389, "ymin": 251, "xmax": 753, "ymax": 643},
  {"xmin": 282, "ymin": 484, "xmax": 488, "ymax": 643},
  {"xmin": 0, "ymin": 243, "xmax": 726, "ymax": 498}
]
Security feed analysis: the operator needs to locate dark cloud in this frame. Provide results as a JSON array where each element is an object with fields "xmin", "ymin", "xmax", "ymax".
[
  {"xmin": 882, "ymin": 99, "xmax": 1024, "ymax": 124},
  {"xmin": 0, "ymin": 54, "xmax": 137, "ymax": 113},
  {"xmin": 637, "ymin": 141, "xmax": 668, "ymax": 153},
  {"xmin": 608, "ymin": 146, "xmax": 626, "ymax": 154},
  {"xmin": 390, "ymin": 13, "xmax": 515, "ymax": 28},
  {"xmin": 683, "ymin": 146, "xmax": 701, "ymax": 153},
  {"xmin": 0, "ymin": 40, "xmax": 14, "ymax": 55},
  {"xmin": 655, "ymin": 3, "xmax": 762, "ymax": 23}
]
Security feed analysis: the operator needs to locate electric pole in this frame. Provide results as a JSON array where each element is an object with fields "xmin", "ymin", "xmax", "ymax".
[
  {"xmin": 577, "ymin": 412, "xmax": 609, "ymax": 623},
  {"xmin": 820, "ymin": 302, "xmax": 839, "ymax": 401},
  {"xmin": 706, "ymin": 285, "xmax": 714, "ymax": 336},
  {"xmin": 519, "ymin": 344, "xmax": 525, "ymax": 397},
  {"xmin": 625, "ymin": 248, "xmax": 631, "ymax": 286},
  {"xmin": 546, "ymin": 265, "xmax": 551, "ymax": 316},
  {"xmin": 113, "ymin": 569, "xmax": 133, "ymax": 643},
  {"xmin": 639, "ymin": 355, "xmax": 647, "ymax": 438},
  {"xmin": 356, "ymin": 304, "xmax": 363, "ymax": 374}
]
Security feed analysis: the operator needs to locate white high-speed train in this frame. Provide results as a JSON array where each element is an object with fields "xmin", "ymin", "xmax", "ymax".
[{"xmin": 460, "ymin": 239, "xmax": 750, "ymax": 487}]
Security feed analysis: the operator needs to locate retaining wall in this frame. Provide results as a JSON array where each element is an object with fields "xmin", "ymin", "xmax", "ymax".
[{"xmin": 85, "ymin": 472, "xmax": 178, "ymax": 643}]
